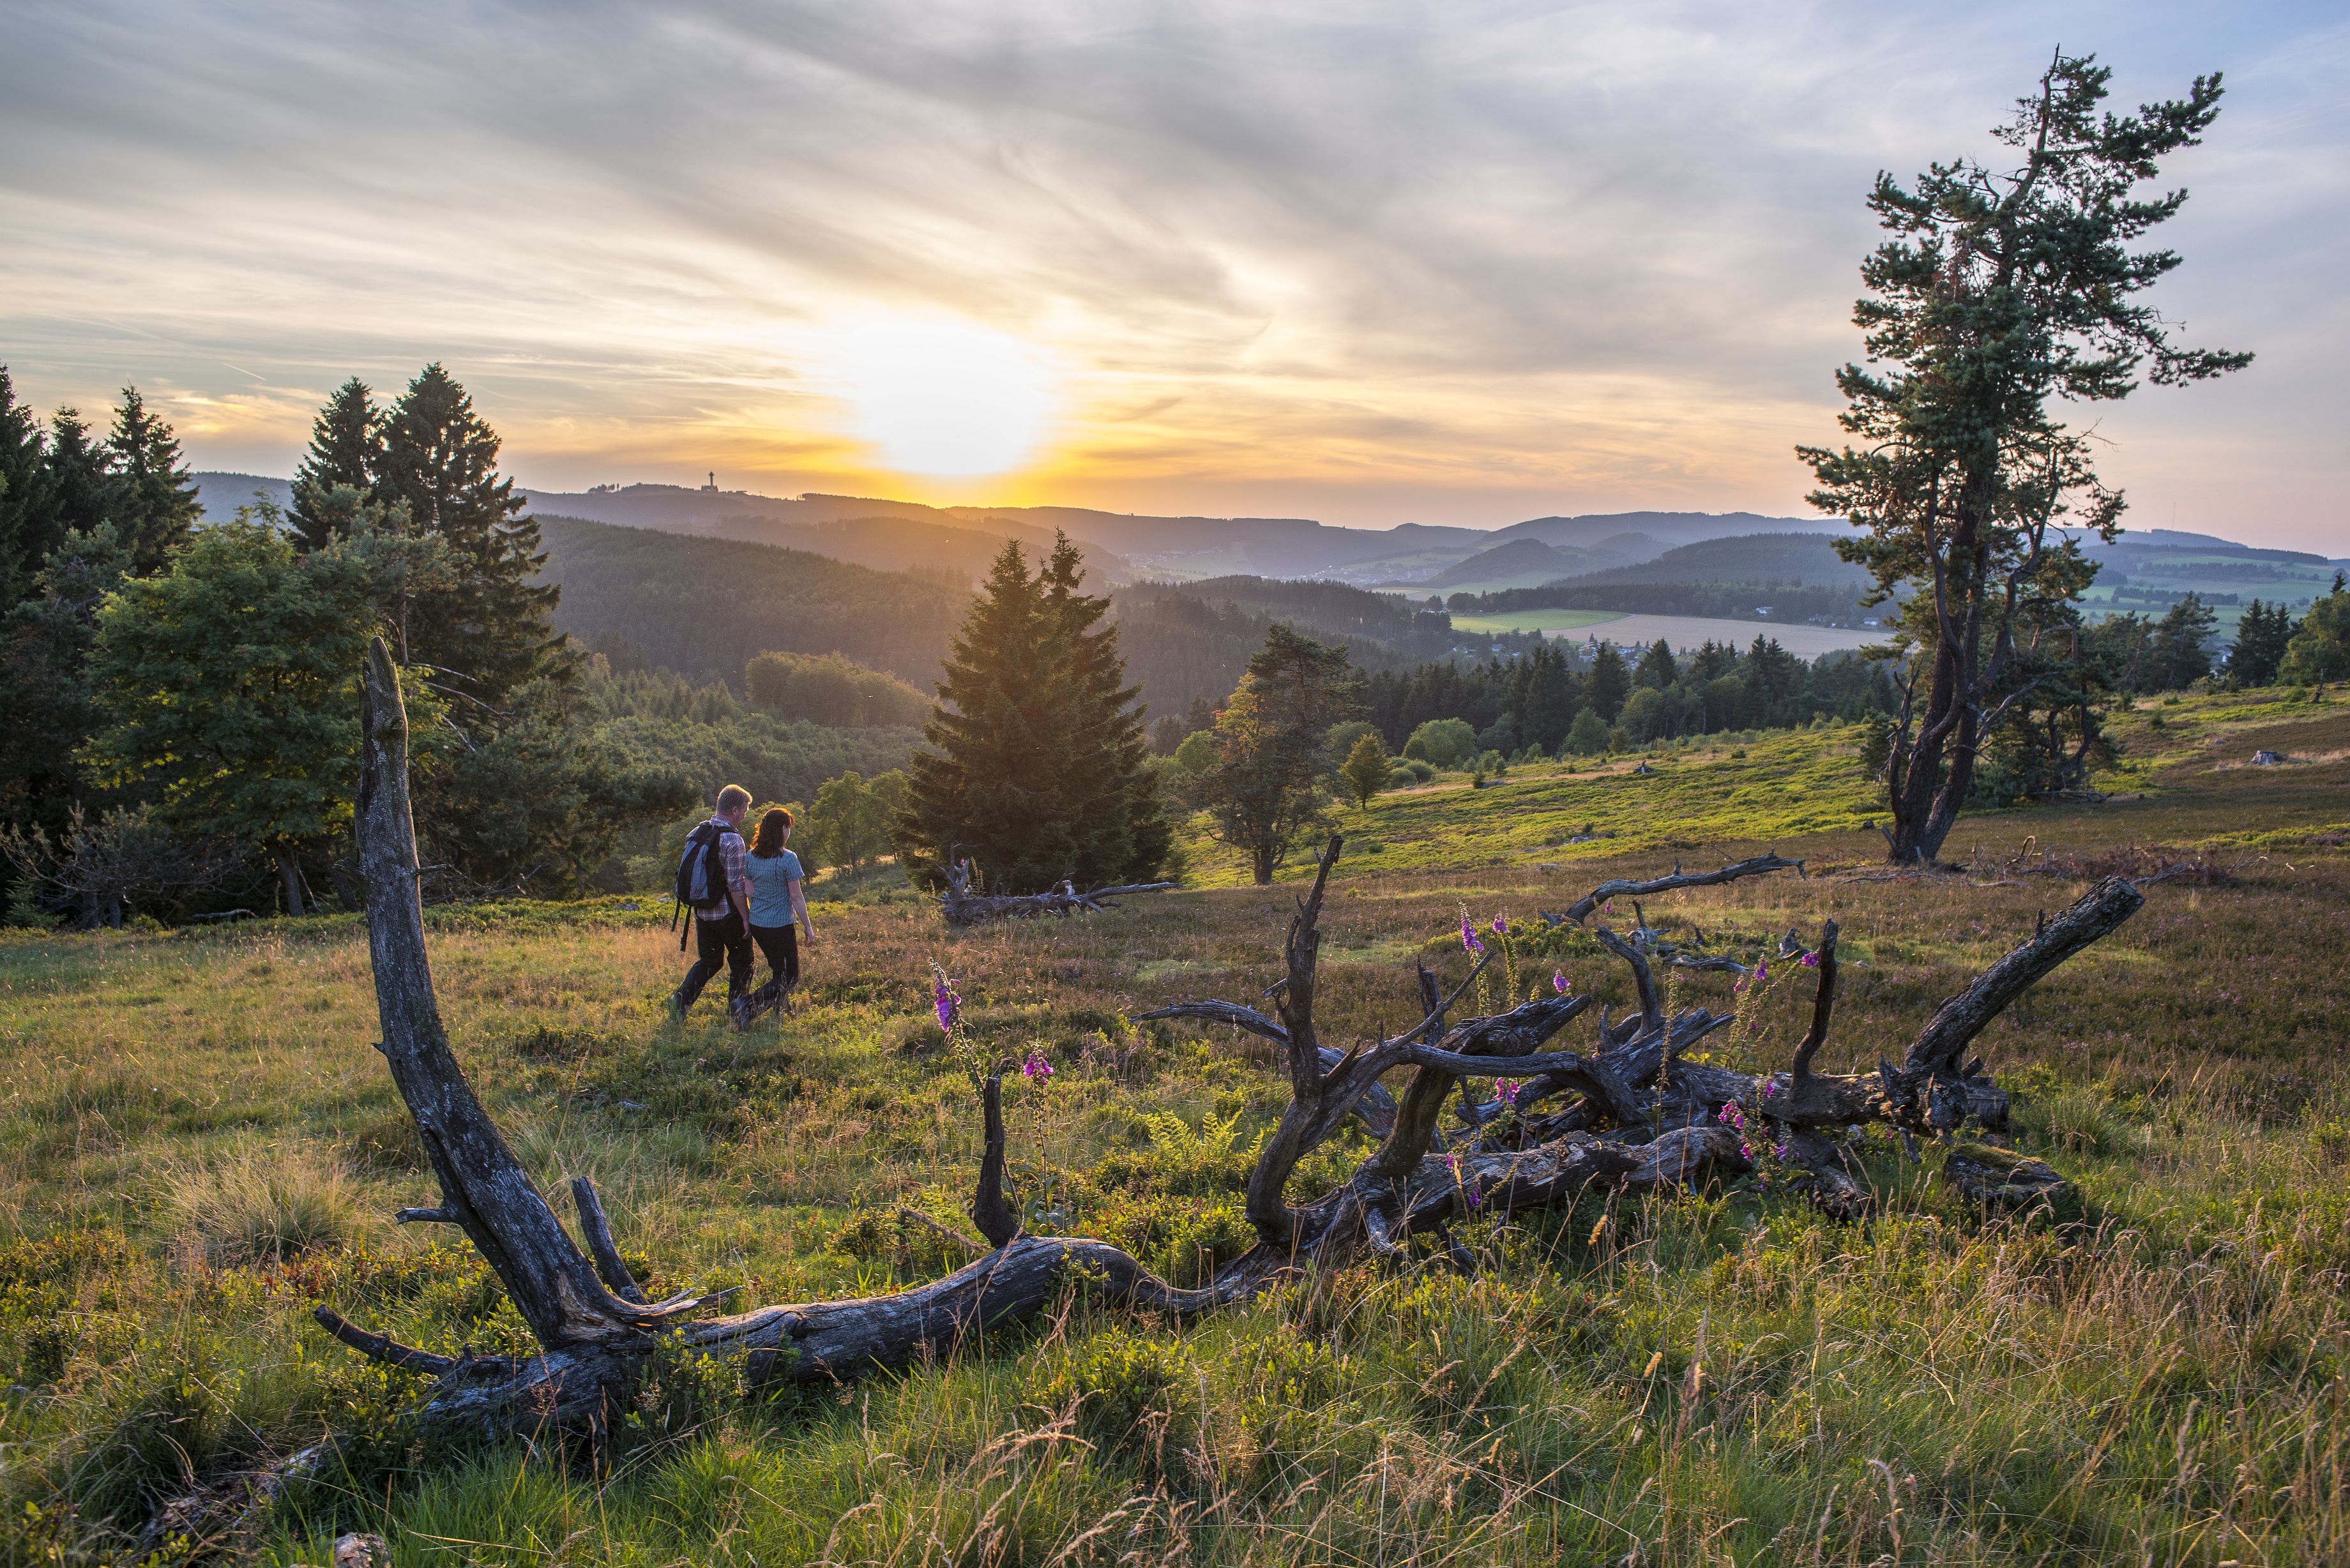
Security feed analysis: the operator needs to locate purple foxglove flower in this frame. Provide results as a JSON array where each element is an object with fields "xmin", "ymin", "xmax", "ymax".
[
  {"xmin": 1755, "ymin": 961, "xmax": 1768, "ymax": 982},
  {"xmin": 1492, "ymin": 914, "xmax": 1509, "ymax": 936},
  {"xmin": 933, "ymin": 976, "xmax": 959, "ymax": 1032},
  {"xmin": 1552, "ymin": 970, "xmax": 1571, "ymax": 995},
  {"xmin": 1761, "ymin": 1078, "xmax": 1779, "ymax": 1099},
  {"xmin": 1021, "ymin": 1049, "xmax": 1053, "ymax": 1081},
  {"xmin": 1496, "ymin": 1078, "xmax": 1522, "ymax": 1107},
  {"xmin": 1773, "ymin": 1142, "xmax": 1791, "ymax": 1159},
  {"xmin": 1800, "ymin": 951, "xmax": 1820, "ymax": 969}
]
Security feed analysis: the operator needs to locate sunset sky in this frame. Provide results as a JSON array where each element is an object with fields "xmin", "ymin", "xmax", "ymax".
[{"xmin": 3, "ymin": 1, "xmax": 2343, "ymax": 549}]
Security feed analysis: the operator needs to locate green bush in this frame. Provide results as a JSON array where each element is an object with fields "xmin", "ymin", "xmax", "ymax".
[{"xmin": 1033, "ymin": 1329, "xmax": 1198, "ymax": 1473}]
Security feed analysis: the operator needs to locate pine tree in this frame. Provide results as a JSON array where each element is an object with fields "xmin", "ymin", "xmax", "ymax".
[
  {"xmin": 2150, "ymin": 594, "xmax": 2218, "ymax": 690},
  {"xmin": 106, "ymin": 388, "xmax": 202, "ymax": 577},
  {"xmin": 374, "ymin": 365, "xmax": 564, "ymax": 700},
  {"xmin": 1340, "ymin": 730, "xmax": 1391, "ymax": 808},
  {"xmin": 0, "ymin": 368, "xmax": 56, "ymax": 608},
  {"xmin": 2227, "ymin": 599, "xmax": 2294, "ymax": 689},
  {"xmin": 1801, "ymin": 53, "xmax": 2248, "ymax": 864},
  {"xmin": 43, "ymin": 411, "xmax": 116, "ymax": 542},
  {"xmin": 898, "ymin": 538, "xmax": 1169, "ymax": 894},
  {"xmin": 1635, "ymin": 638, "xmax": 1677, "ymax": 690},
  {"xmin": 289, "ymin": 377, "xmax": 383, "ymax": 552},
  {"xmin": 1586, "ymin": 641, "xmax": 1630, "ymax": 720},
  {"xmin": 1199, "ymin": 625, "xmax": 1361, "ymax": 884}
]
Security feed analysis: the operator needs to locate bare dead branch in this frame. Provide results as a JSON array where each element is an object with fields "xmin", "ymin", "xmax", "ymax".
[{"xmin": 1552, "ymin": 854, "xmax": 1805, "ymax": 926}]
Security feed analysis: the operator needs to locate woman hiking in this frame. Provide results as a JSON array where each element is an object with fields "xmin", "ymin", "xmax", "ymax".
[{"xmin": 732, "ymin": 806, "xmax": 813, "ymax": 1027}]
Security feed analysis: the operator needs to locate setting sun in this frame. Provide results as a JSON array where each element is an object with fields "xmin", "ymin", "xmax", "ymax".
[{"xmin": 820, "ymin": 317, "xmax": 1058, "ymax": 478}]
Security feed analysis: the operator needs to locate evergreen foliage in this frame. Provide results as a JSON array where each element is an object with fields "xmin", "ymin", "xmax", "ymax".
[
  {"xmin": 76, "ymin": 518, "xmax": 387, "ymax": 916},
  {"xmin": 539, "ymin": 517, "xmax": 968, "ymax": 688},
  {"xmin": 1196, "ymin": 625, "xmax": 1361, "ymax": 884},
  {"xmin": 897, "ymin": 537, "xmax": 1169, "ymax": 894},
  {"xmin": 2227, "ymin": 599, "xmax": 2298, "ymax": 688},
  {"xmin": 288, "ymin": 377, "xmax": 384, "ymax": 552},
  {"xmin": 103, "ymin": 388, "xmax": 202, "ymax": 577},
  {"xmin": 1585, "ymin": 641, "xmax": 1631, "ymax": 721},
  {"xmin": 0, "ymin": 370, "xmax": 59, "ymax": 608},
  {"xmin": 2278, "ymin": 575, "xmax": 2350, "ymax": 688},
  {"xmin": 1339, "ymin": 731, "xmax": 1391, "ymax": 808},
  {"xmin": 374, "ymin": 364, "xmax": 566, "ymax": 704},
  {"xmin": 0, "ymin": 527, "xmax": 130, "ymax": 834},
  {"xmin": 746, "ymin": 651, "xmax": 929, "ymax": 728},
  {"xmin": 1800, "ymin": 53, "xmax": 2248, "ymax": 863}
]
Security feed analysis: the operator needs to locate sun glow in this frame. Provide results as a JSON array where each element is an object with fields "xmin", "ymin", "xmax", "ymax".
[{"xmin": 821, "ymin": 317, "xmax": 1058, "ymax": 477}]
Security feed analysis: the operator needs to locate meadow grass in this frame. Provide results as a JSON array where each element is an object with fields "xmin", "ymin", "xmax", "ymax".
[{"xmin": 0, "ymin": 692, "xmax": 2344, "ymax": 1564}]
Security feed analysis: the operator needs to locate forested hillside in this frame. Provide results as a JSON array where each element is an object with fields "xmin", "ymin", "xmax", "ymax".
[
  {"xmin": 1452, "ymin": 533, "xmax": 1879, "ymax": 626},
  {"xmin": 1113, "ymin": 576, "xmax": 1531, "ymax": 718},
  {"xmin": 537, "ymin": 516, "xmax": 971, "ymax": 690}
]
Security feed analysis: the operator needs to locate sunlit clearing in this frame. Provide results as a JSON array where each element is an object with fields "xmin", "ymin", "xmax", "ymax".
[{"xmin": 824, "ymin": 318, "xmax": 1057, "ymax": 477}]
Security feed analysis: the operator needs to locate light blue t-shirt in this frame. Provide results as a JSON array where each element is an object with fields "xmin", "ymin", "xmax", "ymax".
[{"xmin": 743, "ymin": 850, "xmax": 805, "ymax": 927}]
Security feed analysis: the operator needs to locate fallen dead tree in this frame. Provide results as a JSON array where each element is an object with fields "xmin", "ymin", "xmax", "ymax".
[
  {"xmin": 314, "ymin": 636, "xmax": 2139, "ymax": 1452},
  {"xmin": 938, "ymin": 852, "xmax": 1177, "ymax": 927}
]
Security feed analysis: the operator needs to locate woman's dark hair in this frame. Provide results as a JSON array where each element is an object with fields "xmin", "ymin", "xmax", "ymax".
[{"xmin": 752, "ymin": 806, "xmax": 793, "ymax": 858}]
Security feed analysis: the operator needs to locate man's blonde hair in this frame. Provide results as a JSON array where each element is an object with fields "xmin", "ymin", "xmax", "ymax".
[{"xmin": 716, "ymin": 784, "xmax": 752, "ymax": 815}]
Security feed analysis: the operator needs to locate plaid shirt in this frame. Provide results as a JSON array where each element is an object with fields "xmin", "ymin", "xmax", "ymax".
[{"xmin": 695, "ymin": 817, "xmax": 749, "ymax": 919}]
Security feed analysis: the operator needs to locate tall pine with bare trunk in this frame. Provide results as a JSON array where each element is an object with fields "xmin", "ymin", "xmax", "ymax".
[{"xmin": 1801, "ymin": 51, "xmax": 2249, "ymax": 864}]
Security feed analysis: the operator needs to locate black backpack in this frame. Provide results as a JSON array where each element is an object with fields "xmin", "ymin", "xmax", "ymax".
[{"xmin": 671, "ymin": 822, "xmax": 729, "ymax": 948}]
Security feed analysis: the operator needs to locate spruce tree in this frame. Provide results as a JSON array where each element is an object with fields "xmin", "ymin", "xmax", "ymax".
[
  {"xmin": 0, "ymin": 368, "xmax": 56, "ymax": 608},
  {"xmin": 106, "ymin": 387, "xmax": 201, "ymax": 576},
  {"xmin": 1586, "ymin": 640, "xmax": 1630, "ymax": 720},
  {"xmin": 1038, "ymin": 532, "xmax": 1170, "ymax": 886},
  {"xmin": 43, "ymin": 411, "xmax": 116, "ymax": 541},
  {"xmin": 2227, "ymin": 599, "xmax": 2294, "ymax": 688},
  {"xmin": 375, "ymin": 364, "xmax": 564, "ymax": 700},
  {"xmin": 289, "ymin": 377, "xmax": 383, "ymax": 551},
  {"xmin": 897, "ymin": 538, "xmax": 1169, "ymax": 893}
]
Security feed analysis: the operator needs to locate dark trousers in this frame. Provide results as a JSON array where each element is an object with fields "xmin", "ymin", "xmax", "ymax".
[
  {"xmin": 743, "ymin": 922, "xmax": 800, "ymax": 1016},
  {"xmin": 678, "ymin": 910, "xmax": 752, "ymax": 1009}
]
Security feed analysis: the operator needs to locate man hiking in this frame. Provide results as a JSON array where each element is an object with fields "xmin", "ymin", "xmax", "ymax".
[{"xmin": 668, "ymin": 784, "xmax": 754, "ymax": 1018}]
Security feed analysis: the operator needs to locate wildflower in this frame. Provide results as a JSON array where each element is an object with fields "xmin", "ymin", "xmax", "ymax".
[
  {"xmin": 1460, "ymin": 914, "xmax": 1485, "ymax": 954},
  {"xmin": 1603, "ymin": 900, "xmax": 1614, "ymax": 914},
  {"xmin": 1755, "ymin": 960, "xmax": 1768, "ymax": 982},
  {"xmin": 1492, "ymin": 914, "xmax": 1510, "ymax": 936},
  {"xmin": 1739, "ymin": 1142, "xmax": 1753, "ymax": 1160},
  {"xmin": 1466, "ymin": 1178, "xmax": 1484, "ymax": 1210},
  {"xmin": 1799, "ymin": 951, "xmax": 1820, "ymax": 969},
  {"xmin": 1761, "ymin": 1078, "xmax": 1779, "ymax": 1099},
  {"xmin": 1772, "ymin": 1142, "xmax": 1791, "ymax": 1160},
  {"xmin": 1020, "ymin": 1048, "xmax": 1054, "ymax": 1082},
  {"xmin": 1552, "ymin": 970, "xmax": 1571, "ymax": 995},
  {"xmin": 931, "ymin": 969, "xmax": 960, "ymax": 1033},
  {"xmin": 1496, "ymin": 1078, "xmax": 1524, "ymax": 1108}
]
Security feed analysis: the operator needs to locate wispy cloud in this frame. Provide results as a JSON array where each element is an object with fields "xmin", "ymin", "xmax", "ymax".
[{"xmin": 2, "ymin": 1, "xmax": 2341, "ymax": 547}]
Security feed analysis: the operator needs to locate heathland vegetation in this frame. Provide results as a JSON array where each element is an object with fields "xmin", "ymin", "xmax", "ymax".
[{"xmin": 5, "ymin": 47, "xmax": 2350, "ymax": 1568}]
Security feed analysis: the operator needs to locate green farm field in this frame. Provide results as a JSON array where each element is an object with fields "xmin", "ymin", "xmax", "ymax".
[{"xmin": 2, "ymin": 691, "xmax": 2347, "ymax": 1564}]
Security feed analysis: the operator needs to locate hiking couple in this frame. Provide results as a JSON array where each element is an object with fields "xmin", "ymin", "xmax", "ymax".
[{"xmin": 668, "ymin": 784, "xmax": 814, "ymax": 1028}]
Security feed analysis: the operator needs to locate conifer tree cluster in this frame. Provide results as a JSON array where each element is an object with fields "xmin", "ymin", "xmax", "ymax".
[
  {"xmin": 285, "ymin": 367, "xmax": 567, "ymax": 701},
  {"xmin": 897, "ymin": 534, "xmax": 1170, "ymax": 894}
]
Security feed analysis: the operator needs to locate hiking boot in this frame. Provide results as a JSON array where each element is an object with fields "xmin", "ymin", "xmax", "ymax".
[
  {"xmin": 665, "ymin": 990, "xmax": 688, "ymax": 1020},
  {"xmin": 728, "ymin": 995, "xmax": 751, "ymax": 1031}
]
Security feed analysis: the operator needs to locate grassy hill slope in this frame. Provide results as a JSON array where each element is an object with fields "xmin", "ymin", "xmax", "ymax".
[{"xmin": 0, "ymin": 698, "xmax": 2344, "ymax": 1564}]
